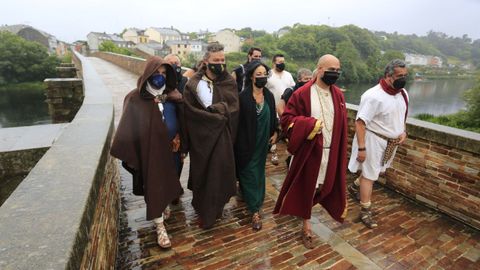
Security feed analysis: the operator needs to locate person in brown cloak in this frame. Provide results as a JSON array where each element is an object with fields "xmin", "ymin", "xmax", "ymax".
[
  {"xmin": 110, "ymin": 56, "xmax": 183, "ymax": 248},
  {"xmin": 182, "ymin": 43, "xmax": 239, "ymax": 229}
]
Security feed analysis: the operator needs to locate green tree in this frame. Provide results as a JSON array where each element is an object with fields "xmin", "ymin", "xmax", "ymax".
[
  {"xmin": 339, "ymin": 25, "xmax": 380, "ymax": 61},
  {"xmin": 225, "ymin": 52, "xmax": 246, "ymax": 72},
  {"xmin": 278, "ymin": 33, "xmax": 317, "ymax": 61},
  {"xmin": 99, "ymin": 40, "xmax": 135, "ymax": 56},
  {"xmin": 334, "ymin": 40, "xmax": 367, "ymax": 83},
  {"xmin": 236, "ymin": 27, "xmax": 267, "ymax": 39},
  {"xmin": 0, "ymin": 31, "xmax": 58, "ymax": 85},
  {"xmin": 463, "ymin": 78, "xmax": 480, "ymax": 129},
  {"xmin": 375, "ymin": 50, "xmax": 406, "ymax": 78}
]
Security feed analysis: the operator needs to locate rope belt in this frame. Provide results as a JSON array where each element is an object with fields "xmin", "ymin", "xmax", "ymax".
[{"xmin": 366, "ymin": 128, "xmax": 400, "ymax": 165}]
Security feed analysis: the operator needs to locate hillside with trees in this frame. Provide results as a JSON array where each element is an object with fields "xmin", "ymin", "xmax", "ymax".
[{"xmin": 226, "ymin": 24, "xmax": 478, "ymax": 84}]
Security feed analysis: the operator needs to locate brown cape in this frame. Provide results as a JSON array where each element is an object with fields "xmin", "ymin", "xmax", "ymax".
[
  {"xmin": 110, "ymin": 56, "xmax": 182, "ymax": 220},
  {"xmin": 273, "ymin": 79, "xmax": 348, "ymax": 222},
  {"xmin": 182, "ymin": 69, "xmax": 239, "ymax": 228}
]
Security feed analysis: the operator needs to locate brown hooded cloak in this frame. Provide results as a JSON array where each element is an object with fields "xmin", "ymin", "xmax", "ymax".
[
  {"xmin": 110, "ymin": 56, "xmax": 183, "ymax": 220},
  {"xmin": 182, "ymin": 68, "xmax": 239, "ymax": 228}
]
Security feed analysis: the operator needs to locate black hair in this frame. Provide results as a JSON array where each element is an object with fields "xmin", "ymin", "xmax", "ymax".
[
  {"xmin": 244, "ymin": 60, "xmax": 270, "ymax": 88},
  {"xmin": 272, "ymin": 54, "xmax": 284, "ymax": 63},
  {"xmin": 248, "ymin": 47, "xmax": 262, "ymax": 56}
]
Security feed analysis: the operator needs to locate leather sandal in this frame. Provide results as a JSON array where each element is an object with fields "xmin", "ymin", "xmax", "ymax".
[
  {"xmin": 252, "ymin": 212, "xmax": 262, "ymax": 231},
  {"xmin": 163, "ymin": 207, "xmax": 171, "ymax": 221},
  {"xmin": 302, "ymin": 228, "xmax": 315, "ymax": 249},
  {"xmin": 155, "ymin": 222, "xmax": 171, "ymax": 249}
]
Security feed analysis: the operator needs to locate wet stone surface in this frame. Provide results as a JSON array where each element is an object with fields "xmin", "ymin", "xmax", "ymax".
[
  {"xmin": 90, "ymin": 56, "xmax": 480, "ymax": 269},
  {"xmin": 116, "ymin": 154, "xmax": 355, "ymax": 270},
  {"xmin": 115, "ymin": 144, "xmax": 479, "ymax": 270}
]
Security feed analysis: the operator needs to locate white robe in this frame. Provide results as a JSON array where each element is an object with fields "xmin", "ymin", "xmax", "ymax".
[
  {"xmin": 348, "ymin": 84, "xmax": 408, "ymax": 180},
  {"xmin": 310, "ymin": 84, "xmax": 334, "ymax": 187}
]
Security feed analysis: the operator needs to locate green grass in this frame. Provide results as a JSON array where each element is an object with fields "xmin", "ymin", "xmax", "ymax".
[{"xmin": 415, "ymin": 112, "xmax": 480, "ymax": 133}]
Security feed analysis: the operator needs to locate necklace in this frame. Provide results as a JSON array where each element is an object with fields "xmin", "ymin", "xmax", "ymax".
[
  {"xmin": 253, "ymin": 90, "xmax": 264, "ymax": 115},
  {"xmin": 314, "ymin": 84, "xmax": 333, "ymax": 133},
  {"xmin": 256, "ymin": 102, "xmax": 264, "ymax": 115}
]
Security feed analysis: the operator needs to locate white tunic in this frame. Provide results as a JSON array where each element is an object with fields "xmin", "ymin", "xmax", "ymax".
[
  {"xmin": 348, "ymin": 84, "xmax": 408, "ymax": 180},
  {"xmin": 196, "ymin": 77, "xmax": 213, "ymax": 108},
  {"xmin": 266, "ymin": 70, "xmax": 295, "ymax": 107},
  {"xmin": 311, "ymin": 84, "xmax": 334, "ymax": 186}
]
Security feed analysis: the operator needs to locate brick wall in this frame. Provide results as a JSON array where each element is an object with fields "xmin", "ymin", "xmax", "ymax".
[
  {"xmin": 347, "ymin": 105, "xmax": 480, "ymax": 230},
  {"xmin": 79, "ymin": 154, "xmax": 119, "ymax": 270},
  {"xmin": 92, "ymin": 51, "xmax": 146, "ymax": 76}
]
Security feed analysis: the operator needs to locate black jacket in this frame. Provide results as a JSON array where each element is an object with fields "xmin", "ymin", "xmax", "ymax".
[{"xmin": 234, "ymin": 85, "xmax": 278, "ymax": 173}]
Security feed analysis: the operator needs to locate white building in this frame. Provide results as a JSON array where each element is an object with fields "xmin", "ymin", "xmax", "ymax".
[
  {"xmin": 87, "ymin": 32, "xmax": 134, "ymax": 52},
  {"xmin": 144, "ymin": 27, "xmax": 181, "ymax": 45},
  {"xmin": 136, "ymin": 41, "xmax": 169, "ymax": 56},
  {"xmin": 404, "ymin": 53, "xmax": 443, "ymax": 67},
  {"xmin": 122, "ymin": 28, "xmax": 148, "ymax": 44},
  {"xmin": 209, "ymin": 29, "xmax": 242, "ymax": 53}
]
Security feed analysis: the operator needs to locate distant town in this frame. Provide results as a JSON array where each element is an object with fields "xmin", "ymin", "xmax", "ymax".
[{"xmin": 2, "ymin": 23, "xmax": 474, "ymax": 71}]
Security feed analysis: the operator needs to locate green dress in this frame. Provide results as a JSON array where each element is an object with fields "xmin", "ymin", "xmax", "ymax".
[{"xmin": 239, "ymin": 102, "xmax": 271, "ymax": 213}]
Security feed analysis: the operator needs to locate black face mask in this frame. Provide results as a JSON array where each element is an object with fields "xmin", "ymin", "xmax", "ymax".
[
  {"xmin": 172, "ymin": 64, "xmax": 183, "ymax": 82},
  {"xmin": 297, "ymin": 81, "xmax": 307, "ymax": 88},
  {"xmin": 254, "ymin": 76, "xmax": 268, "ymax": 88},
  {"xmin": 392, "ymin": 77, "xmax": 407, "ymax": 90},
  {"xmin": 207, "ymin": 63, "xmax": 226, "ymax": 76},
  {"xmin": 321, "ymin": 71, "xmax": 340, "ymax": 86},
  {"xmin": 275, "ymin": 63, "xmax": 285, "ymax": 71}
]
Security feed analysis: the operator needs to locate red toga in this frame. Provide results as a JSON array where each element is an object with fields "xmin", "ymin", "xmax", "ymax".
[{"xmin": 273, "ymin": 79, "xmax": 348, "ymax": 222}]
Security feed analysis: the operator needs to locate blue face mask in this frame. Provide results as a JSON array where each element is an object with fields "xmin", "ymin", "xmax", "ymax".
[{"xmin": 149, "ymin": 74, "xmax": 166, "ymax": 89}]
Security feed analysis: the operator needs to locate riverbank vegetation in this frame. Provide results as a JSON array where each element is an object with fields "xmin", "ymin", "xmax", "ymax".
[
  {"xmin": 0, "ymin": 31, "xmax": 59, "ymax": 86},
  {"xmin": 98, "ymin": 40, "xmax": 141, "ymax": 57},
  {"xmin": 0, "ymin": 81, "xmax": 45, "ymax": 91},
  {"xmin": 416, "ymin": 75, "xmax": 480, "ymax": 133}
]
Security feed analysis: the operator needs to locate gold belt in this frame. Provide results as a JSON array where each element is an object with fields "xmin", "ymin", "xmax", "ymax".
[{"xmin": 366, "ymin": 128, "xmax": 400, "ymax": 165}]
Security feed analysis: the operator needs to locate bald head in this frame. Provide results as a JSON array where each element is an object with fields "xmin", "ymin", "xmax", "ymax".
[
  {"xmin": 315, "ymin": 54, "xmax": 341, "ymax": 87},
  {"xmin": 316, "ymin": 54, "xmax": 340, "ymax": 68}
]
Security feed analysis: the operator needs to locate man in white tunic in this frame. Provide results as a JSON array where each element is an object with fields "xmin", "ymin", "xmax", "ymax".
[
  {"xmin": 348, "ymin": 59, "xmax": 409, "ymax": 228},
  {"xmin": 266, "ymin": 54, "xmax": 295, "ymax": 165}
]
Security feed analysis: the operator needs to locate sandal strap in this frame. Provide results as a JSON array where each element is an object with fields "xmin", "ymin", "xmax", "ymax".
[{"xmin": 156, "ymin": 222, "xmax": 171, "ymax": 247}]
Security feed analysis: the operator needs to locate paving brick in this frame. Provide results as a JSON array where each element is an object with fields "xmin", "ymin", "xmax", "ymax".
[{"xmin": 111, "ymin": 119, "xmax": 480, "ymax": 270}]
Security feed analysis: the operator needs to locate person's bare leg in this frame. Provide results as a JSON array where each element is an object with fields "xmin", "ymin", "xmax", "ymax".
[
  {"xmin": 359, "ymin": 176, "xmax": 373, "ymax": 204},
  {"xmin": 359, "ymin": 175, "xmax": 377, "ymax": 228},
  {"xmin": 302, "ymin": 219, "xmax": 314, "ymax": 249}
]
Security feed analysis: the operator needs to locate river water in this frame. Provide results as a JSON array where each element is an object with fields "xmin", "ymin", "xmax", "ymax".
[
  {"xmin": 0, "ymin": 87, "xmax": 51, "ymax": 128},
  {"xmin": 0, "ymin": 79, "xmax": 476, "ymax": 128},
  {"xmin": 342, "ymin": 78, "xmax": 475, "ymax": 116}
]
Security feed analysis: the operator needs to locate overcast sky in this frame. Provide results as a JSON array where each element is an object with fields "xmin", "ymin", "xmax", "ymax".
[{"xmin": 1, "ymin": 0, "xmax": 479, "ymax": 43}]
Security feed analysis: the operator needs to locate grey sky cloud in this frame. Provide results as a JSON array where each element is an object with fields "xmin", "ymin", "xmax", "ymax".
[{"xmin": 1, "ymin": 0, "xmax": 479, "ymax": 43}]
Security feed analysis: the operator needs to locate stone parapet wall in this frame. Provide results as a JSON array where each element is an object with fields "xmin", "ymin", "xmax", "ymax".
[
  {"xmin": 346, "ymin": 104, "xmax": 480, "ymax": 230},
  {"xmin": 44, "ymin": 78, "xmax": 84, "ymax": 123},
  {"xmin": 0, "ymin": 52, "xmax": 118, "ymax": 269},
  {"xmin": 0, "ymin": 148, "xmax": 48, "ymax": 179},
  {"xmin": 56, "ymin": 66, "xmax": 78, "ymax": 78},
  {"xmin": 92, "ymin": 51, "xmax": 146, "ymax": 76}
]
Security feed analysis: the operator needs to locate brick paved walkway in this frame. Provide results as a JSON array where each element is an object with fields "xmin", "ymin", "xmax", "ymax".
[{"xmin": 90, "ymin": 57, "xmax": 480, "ymax": 269}]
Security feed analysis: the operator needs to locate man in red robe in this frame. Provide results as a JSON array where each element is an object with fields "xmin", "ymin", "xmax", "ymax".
[{"xmin": 273, "ymin": 54, "xmax": 348, "ymax": 249}]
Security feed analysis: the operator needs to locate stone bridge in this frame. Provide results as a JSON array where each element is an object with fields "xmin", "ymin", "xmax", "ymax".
[{"xmin": 0, "ymin": 52, "xmax": 479, "ymax": 269}]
